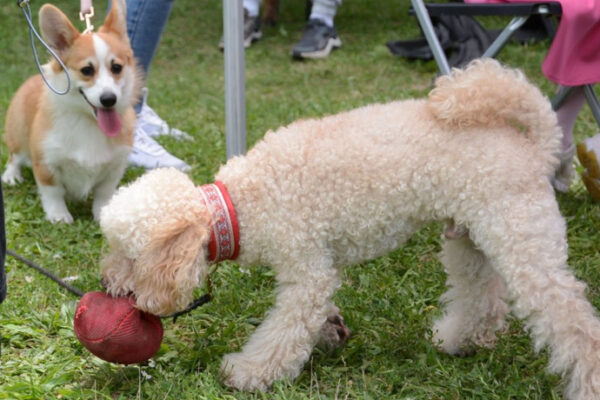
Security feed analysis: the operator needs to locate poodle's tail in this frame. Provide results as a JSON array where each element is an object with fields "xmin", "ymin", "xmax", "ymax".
[{"xmin": 426, "ymin": 59, "xmax": 561, "ymax": 157}]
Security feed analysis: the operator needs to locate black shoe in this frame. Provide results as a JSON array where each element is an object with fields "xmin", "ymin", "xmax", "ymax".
[
  {"xmin": 219, "ymin": 9, "xmax": 262, "ymax": 50},
  {"xmin": 291, "ymin": 19, "xmax": 342, "ymax": 59}
]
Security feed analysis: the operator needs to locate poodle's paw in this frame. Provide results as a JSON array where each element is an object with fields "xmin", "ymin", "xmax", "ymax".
[
  {"xmin": 471, "ymin": 326, "xmax": 502, "ymax": 350},
  {"xmin": 101, "ymin": 277, "xmax": 132, "ymax": 298},
  {"xmin": 432, "ymin": 316, "xmax": 498, "ymax": 357},
  {"xmin": 317, "ymin": 306, "xmax": 350, "ymax": 350},
  {"xmin": 432, "ymin": 314, "xmax": 472, "ymax": 356},
  {"xmin": 220, "ymin": 352, "xmax": 271, "ymax": 391}
]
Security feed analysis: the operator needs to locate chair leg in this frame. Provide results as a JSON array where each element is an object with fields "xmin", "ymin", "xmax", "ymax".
[
  {"xmin": 583, "ymin": 85, "xmax": 600, "ymax": 129},
  {"xmin": 482, "ymin": 16, "xmax": 529, "ymax": 58},
  {"xmin": 551, "ymin": 85, "xmax": 575, "ymax": 111},
  {"xmin": 410, "ymin": 0, "xmax": 451, "ymax": 75}
]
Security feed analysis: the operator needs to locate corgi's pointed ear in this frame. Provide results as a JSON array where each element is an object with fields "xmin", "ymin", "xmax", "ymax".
[
  {"xmin": 101, "ymin": 0, "xmax": 129, "ymax": 43},
  {"xmin": 39, "ymin": 4, "xmax": 80, "ymax": 55}
]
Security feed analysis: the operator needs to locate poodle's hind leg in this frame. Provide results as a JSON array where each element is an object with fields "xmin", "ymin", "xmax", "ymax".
[
  {"xmin": 433, "ymin": 235, "xmax": 509, "ymax": 356},
  {"xmin": 474, "ymin": 192, "xmax": 600, "ymax": 400},
  {"xmin": 220, "ymin": 255, "xmax": 340, "ymax": 391}
]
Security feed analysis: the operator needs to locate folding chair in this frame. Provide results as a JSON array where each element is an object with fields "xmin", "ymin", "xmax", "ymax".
[{"xmin": 409, "ymin": 0, "xmax": 600, "ymax": 128}]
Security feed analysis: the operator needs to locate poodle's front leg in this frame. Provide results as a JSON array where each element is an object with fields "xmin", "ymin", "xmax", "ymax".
[
  {"xmin": 221, "ymin": 263, "xmax": 339, "ymax": 391},
  {"xmin": 317, "ymin": 303, "xmax": 350, "ymax": 350}
]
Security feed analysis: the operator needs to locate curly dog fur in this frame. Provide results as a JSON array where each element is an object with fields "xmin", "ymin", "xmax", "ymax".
[{"xmin": 99, "ymin": 60, "xmax": 600, "ymax": 399}]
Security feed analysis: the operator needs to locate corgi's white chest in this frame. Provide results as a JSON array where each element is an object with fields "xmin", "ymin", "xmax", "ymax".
[{"xmin": 43, "ymin": 112, "xmax": 130, "ymax": 198}]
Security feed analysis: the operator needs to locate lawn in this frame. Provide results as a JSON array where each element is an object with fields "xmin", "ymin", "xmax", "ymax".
[{"xmin": 1, "ymin": 0, "xmax": 599, "ymax": 399}]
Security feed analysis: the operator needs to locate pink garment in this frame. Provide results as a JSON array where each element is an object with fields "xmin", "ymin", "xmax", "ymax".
[{"xmin": 464, "ymin": 0, "xmax": 600, "ymax": 86}]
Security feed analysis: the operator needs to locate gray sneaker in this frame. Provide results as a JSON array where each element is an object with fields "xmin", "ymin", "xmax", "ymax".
[
  {"xmin": 219, "ymin": 10, "xmax": 262, "ymax": 49},
  {"xmin": 292, "ymin": 19, "xmax": 342, "ymax": 59}
]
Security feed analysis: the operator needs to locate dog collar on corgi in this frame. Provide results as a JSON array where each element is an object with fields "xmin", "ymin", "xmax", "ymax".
[{"xmin": 197, "ymin": 181, "xmax": 240, "ymax": 263}]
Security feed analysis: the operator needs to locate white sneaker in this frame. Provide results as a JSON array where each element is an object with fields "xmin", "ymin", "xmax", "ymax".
[
  {"xmin": 128, "ymin": 125, "xmax": 191, "ymax": 172},
  {"xmin": 138, "ymin": 88, "xmax": 193, "ymax": 141}
]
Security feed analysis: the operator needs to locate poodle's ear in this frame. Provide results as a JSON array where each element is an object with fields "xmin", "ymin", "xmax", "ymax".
[{"xmin": 133, "ymin": 222, "xmax": 211, "ymax": 316}]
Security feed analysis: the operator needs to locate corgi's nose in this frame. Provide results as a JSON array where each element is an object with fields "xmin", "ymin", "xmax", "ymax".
[{"xmin": 100, "ymin": 92, "xmax": 117, "ymax": 108}]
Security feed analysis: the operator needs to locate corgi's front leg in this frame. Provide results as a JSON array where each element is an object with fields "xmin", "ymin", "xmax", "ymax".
[
  {"xmin": 32, "ymin": 156, "xmax": 73, "ymax": 223},
  {"xmin": 38, "ymin": 184, "xmax": 73, "ymax": 224},
  {"xmin": 2, "ymin": 153, "xmax": 28, "ymax": 186}
]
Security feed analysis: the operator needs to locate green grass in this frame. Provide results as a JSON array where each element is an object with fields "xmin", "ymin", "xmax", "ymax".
[{"xmin": 1, "ymin": 0, "xmax": 599, "ymax": 399}]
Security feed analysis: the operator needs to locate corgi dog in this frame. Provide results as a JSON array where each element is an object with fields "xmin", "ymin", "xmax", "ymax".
[{"xmin": 2, "ymin": 0, "xmax": 141, "ymax": 223}]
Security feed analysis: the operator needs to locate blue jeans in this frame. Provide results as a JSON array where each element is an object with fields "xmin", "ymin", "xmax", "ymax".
[
  {"xmin": 126, "ymin": 0, "xmax": 174, "ymax": 76},
  {"xmin": 108, "ymin": 0, "xmax": 173, "ymax": 111}
]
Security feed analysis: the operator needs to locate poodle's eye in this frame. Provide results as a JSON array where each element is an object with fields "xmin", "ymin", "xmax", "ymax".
[
  {"xmin": 80, "ymin": 65, "xmax": 95, "ymax": 77},
  {"xmin": 111, "ymin": 63, "xmax": 123, "ymax": 74}
]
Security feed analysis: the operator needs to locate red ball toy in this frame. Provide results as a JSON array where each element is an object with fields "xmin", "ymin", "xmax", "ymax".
[{"xmin": 74, "ymin": 291, "xmax": 163, "ymax": 364}]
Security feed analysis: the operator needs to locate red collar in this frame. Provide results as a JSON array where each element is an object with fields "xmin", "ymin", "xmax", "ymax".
[{"xmin": 197, "ymin": 181, "xmax": 240, "ymax": 263}]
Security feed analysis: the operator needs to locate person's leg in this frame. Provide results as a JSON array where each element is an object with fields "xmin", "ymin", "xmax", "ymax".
[
  {"xmin": 219, "ymin": 0, "xmax": 262, "ymax": 49},
  {"xmin": 126, "ymin": 0, "xmax": 174, "ymax": 84},
  {"xmin": 243, "ymin": 0, "xmax": 261, "ymax": 18},
  {"xmin": 552, "ymin": 86, "xmax": 600, "ymax": 201},
  {"xmin": 291, "ymin": 0, "xmax": 342, "ymax": 59},
  {"xmin": 125, "ymin": 0, "xmax": 191, "ymax": 171},
  {"xmin": 309, "ymin": 0, "xmax": 340, "ymax": 27},
  {"xmin": 552, "ymin": 86, "xmax": 585, "ymax": 192}
]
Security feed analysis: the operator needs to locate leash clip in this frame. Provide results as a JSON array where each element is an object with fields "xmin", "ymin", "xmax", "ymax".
[
  {"xmin": 17, "ymin": 0, "xmax": 29, "ymax": 8},
  {"xmin": 79, "ymin": 6, "xmax": 94, "ymax": 34}
]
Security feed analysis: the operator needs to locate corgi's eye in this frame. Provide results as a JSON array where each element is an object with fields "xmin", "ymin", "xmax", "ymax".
[
  {"xmin": 80, "ymin": 65, "xmax": 95, "ymax": 76},
  {"xmin": 111, "ymin": 63, "xmax": 123, "ymax": 74}
]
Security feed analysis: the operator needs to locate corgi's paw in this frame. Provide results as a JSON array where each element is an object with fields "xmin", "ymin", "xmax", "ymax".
[
  {"xmin": 2, "ymin": 168, "xmax": 23, "ymax": 186},
  {"xmin": 46, "ymin": 210, "xmax": 74, "ymax": 224}
]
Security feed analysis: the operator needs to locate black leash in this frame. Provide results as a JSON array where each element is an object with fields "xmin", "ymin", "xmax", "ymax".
[
  {"xmin": 166, "ymin": 294, "xmax": 212, "ymax": 323},
  {"xmin": 163, "ymin": 274, "xmax": 214, "ymax": 322},
  {"xmin": 7, "ymin": 249, "xmax": 84, "ymax": 297},
  {"xmin": 7, "ymin": 248, "xmax": 212, "ymax": 322}
]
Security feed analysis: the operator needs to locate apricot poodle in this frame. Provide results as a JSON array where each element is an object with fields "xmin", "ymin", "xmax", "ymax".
[{"xmin": 100, "ymin": 60, "xmax": 600, "ymax": 399}]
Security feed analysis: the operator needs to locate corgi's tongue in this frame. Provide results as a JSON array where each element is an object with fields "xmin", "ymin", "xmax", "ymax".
[{"xmin": 96, "ymin": 108, "xmax": 122, "ymax": 137}]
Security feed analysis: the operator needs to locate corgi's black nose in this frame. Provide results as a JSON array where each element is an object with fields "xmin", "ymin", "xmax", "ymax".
[{"xmin": 100, "ymin": 92, "xmax": 117, "ymax": 108}]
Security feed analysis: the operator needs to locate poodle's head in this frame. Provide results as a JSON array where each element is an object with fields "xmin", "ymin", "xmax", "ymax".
[{"xmin": 99, "ymin": 168, "xmax": 212, "ymax": 316}]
